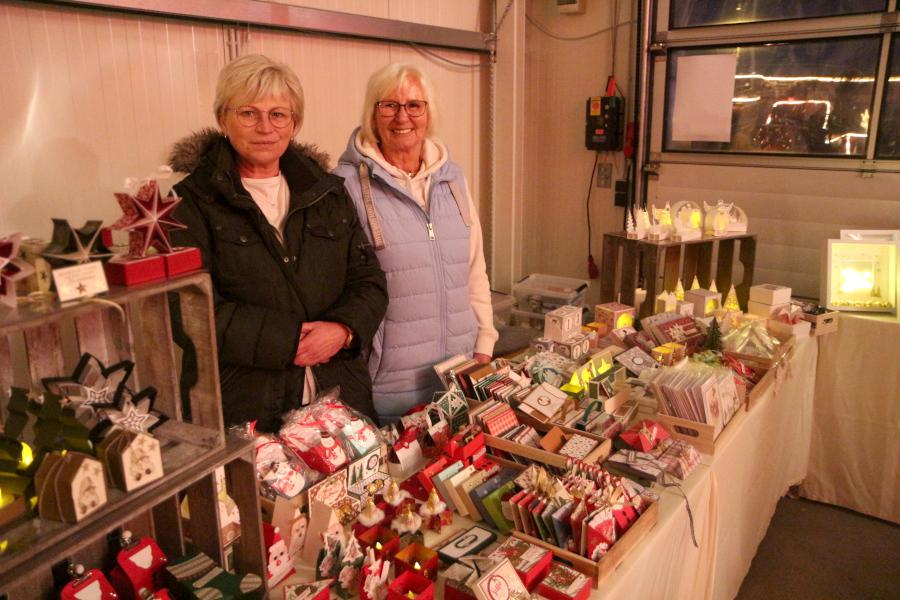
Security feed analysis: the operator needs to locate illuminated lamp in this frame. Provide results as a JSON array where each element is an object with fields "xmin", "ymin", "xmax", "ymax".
[{"xmin": 826, "ymin": 239, "xmax": 897, "ymax": 314}]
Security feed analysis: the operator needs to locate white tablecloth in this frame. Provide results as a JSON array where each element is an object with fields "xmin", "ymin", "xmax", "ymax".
[
  {"xmin": 800, "ymin": 313, "xmax": 900, "ymax": 524},
  {"xmin": 594, "ymin": 336, "xmax": 818, "ymax": 600}
]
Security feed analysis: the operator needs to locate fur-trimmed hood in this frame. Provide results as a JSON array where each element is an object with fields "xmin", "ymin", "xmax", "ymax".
[{"xmin": 168, "ymin": 127, "xmax": 332, "ymax": 174}]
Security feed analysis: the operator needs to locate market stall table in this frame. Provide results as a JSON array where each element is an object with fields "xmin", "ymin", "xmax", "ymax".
[{"xmin": 800, "ymin": 313, "xmax": 900, "ymax": 524}]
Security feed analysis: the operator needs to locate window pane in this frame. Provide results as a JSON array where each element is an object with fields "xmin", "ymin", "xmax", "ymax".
[
  {"xmin": 670, "ymin": 0, "xmax": 887, "ymax": 29},
  {"xmin": 664, "ymin": 37, "xmax": 881, "ymax": 156},
  {"xmin": 875, "ymin": 36, "xmax": 900, "ymax": 159}
]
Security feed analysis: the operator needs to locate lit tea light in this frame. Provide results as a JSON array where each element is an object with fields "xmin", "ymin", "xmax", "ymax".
[
  {"xmin": 19, "ymin": 443, "xmax": 33, "ymax": 469},
  {"xmin": 406, "ymin": 592, "xmax": 415, "ymax": 600},
  {"xmin": 413, "ymin": 561, "xmax": 421, "ymax": 571},
  {"xmin": 375, "ymin": 541, "xmax": 383, "ymax": 551}
]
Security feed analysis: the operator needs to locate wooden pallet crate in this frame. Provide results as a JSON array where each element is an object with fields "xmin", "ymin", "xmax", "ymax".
[
  {"xmin": 0, "ymin": 272, "xmax": 266, "ymax": 597},
  {"xmin": 600, "ymin": 232, "xmax": 757, "ymax": 318}
]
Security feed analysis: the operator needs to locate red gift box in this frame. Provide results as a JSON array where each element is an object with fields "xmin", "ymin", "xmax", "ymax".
[
  {"xmin": 387, "ymin": 571, "xmax": 434, "ymax": 600},
  {"xmin": 537, "ymin": 562, "xmax": 591, "ymax": 600},
  {"xmin": 104, "ymin": 254, "xmax": 166, "ymax": 286},
  {"xmin": 446, "ymin": 430, "xmax": 485, "ymax": 463},
  {"xmin": 109, "ymin": 535, "xmax": 168, "ymax": 599},
  {"xmin": 488, "ymin": 537, "xmax": 553, "ymax": 591},
  {"xmin": 163, "ymin": 246, "xmax": 202, "ymax": 277},
  {"xmin": 417, "ymin": 456, "xmax": 449, "ymax": 495},
  {"xmin": 357, "ymin": 525, "xmax": 400, "ymax": 560},
  {"xmin": 393, "ymin": 542, "xmax": 439, "ymax": 580}
]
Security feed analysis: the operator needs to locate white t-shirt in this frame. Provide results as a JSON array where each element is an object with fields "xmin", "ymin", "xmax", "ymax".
[
  {"xmin": 242, "ymin": 173, "xmax": 316, "ymax": 404},
  {"xmin": 242, "ymin": 174, "xmax": 289, "ymax": 240}
]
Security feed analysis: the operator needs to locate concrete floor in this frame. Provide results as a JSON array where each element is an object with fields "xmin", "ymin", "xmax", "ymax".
[{"xmin": 736, "ymin": 496, "xmax": 900, "ymax": 600}]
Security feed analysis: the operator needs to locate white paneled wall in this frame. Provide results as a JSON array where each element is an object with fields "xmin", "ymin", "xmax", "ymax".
[
  {"xmin": 0, "ymin": 0, "xmax": 488, "ymax": 248},
  {"xmin": 0, "ymin": 1, "xmax": 223, "ymax": 235}
]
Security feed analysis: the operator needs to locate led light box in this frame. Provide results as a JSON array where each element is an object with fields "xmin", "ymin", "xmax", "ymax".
[{"xmin": 826, "ymin": 240, "xmax": 897, "ymax": 314}]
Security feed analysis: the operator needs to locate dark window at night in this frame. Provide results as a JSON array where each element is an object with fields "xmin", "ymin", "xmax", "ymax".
[
  {"xmin": 664, "ymin": 37, "xmax": 881, "ymax": 156},
  {"xmin": 670, "ymin": 0, "xmax": 887, "ymax": 29},
  {"xmin": 875, "ymin": 36, "xmax": 900, "ymax": 159}
]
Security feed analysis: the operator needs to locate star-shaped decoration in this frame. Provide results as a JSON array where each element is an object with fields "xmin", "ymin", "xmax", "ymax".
[
  {"xmin": 41, "ymin": 219, "xmax": 114, "ymax": 266},
  {"xmin": 42, "ymin": 354, "xmax": 134, "ymax": 420},
  {"xmin": 112, "ymin": 180, "xmax": 186, "ymax": 257},
  {"xmin": 0, "ymin": 233, "xmax": 35, "ymax": 307},
  {"xmin": 100, "ymin": 386, "xmax": 166, "ymax": 434}
]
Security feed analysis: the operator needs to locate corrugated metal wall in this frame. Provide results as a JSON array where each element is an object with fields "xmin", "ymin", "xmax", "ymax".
[{"xmin": 0, "ymin": 0, "xmax": 488, "ymax": 247}]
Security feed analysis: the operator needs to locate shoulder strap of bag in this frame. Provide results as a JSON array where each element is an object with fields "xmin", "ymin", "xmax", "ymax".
[
  {"xmin": 446, "ymin": 179, "xmax": 473, "ymax": 227},
  {"xmin": 358, "ymin": 162, "xmax": 386, "ymax": 250}
]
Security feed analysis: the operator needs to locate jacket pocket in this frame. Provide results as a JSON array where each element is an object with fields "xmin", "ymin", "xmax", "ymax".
[{"xmin": 210, "ymin": 224, "xmax": 266, "ymax": 280}]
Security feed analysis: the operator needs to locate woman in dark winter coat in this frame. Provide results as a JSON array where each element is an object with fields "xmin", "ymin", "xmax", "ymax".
[{"xmin": 168, "ymin": 54, "xmax": 387, "ymax": 432}]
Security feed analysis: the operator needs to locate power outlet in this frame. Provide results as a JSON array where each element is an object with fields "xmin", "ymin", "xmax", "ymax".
[{"xmin": 596, "ymin": 163, "xmax": 613, "ymax": 188}]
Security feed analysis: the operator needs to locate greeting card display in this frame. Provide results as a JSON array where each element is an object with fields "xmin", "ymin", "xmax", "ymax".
[
  {"xmin": 537, "ymin": 562, "xmax": 591, "ymax": 600},
  {"xmin": 302, "ymin": 471, "xmax": 348, "ymax": 564},
  {"xmin": 264, "ymin": 523, "xmax": 294, "ymax": 586}
]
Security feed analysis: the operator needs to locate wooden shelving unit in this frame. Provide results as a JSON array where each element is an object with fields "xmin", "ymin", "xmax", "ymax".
[{"xmin": 0, "ymin": 272, "xmax": 265, "ymax": 598}]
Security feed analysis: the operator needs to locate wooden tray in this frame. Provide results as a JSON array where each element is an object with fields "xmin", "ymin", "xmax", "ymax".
[
  {"xmin": 511, "ymin": 498, "xmax": 659, "ymax": 588},
  {"xmin": 481, "ymin": 414, "xmax": 611, "ymax": 468},
  {"xmin": 655, "ymin": 403, "xmax": 748, "ymax": 456}
]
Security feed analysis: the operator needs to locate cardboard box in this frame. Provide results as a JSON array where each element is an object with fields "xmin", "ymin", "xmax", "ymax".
[{"xmin": 749, "ymin": 284, "xmax": 792, "ymax": 305}]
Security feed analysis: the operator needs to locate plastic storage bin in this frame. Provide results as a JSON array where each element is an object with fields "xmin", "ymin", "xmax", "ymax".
[
  {"xmin": 492, "ymin": 290, "xmax": 515, "ymax": 327},
  {"xmin": 512, "ymin": 273, "xmax": 589, "ymax": 316}
]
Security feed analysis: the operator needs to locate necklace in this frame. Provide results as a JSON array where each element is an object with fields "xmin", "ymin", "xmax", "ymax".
[{"xmin": 406, "ymin": 162, "xmax": 422, "ymax": 178}]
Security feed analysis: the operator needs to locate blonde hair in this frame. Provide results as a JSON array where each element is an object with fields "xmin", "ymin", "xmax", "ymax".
[
  {"xmin": 360, "ymin": 63, "xmax": 439, "ymax": 146},
  {"xmin": 214, "ymin": 54, "xmax": 305, "ymax": 135}
]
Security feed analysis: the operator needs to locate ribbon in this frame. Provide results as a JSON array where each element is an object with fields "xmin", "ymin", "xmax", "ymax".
[{"xmin": 122, "ymin": 166, "xmax": 174, "ymax": 193}]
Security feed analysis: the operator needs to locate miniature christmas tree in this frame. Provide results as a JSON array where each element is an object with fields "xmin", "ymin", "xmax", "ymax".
[
  {"xmin": 704, "ymin": 319, "xmax": 723, "ymax": 352},
  {"xmin": 710, "ymin": 280, "xmax": 718, "ymax": 293},
  {"xmin": 691, "ymin": 276, "xmax": 701, "ymax": 290},
  {"xmin": 724, "ymin": 284, "xmax": 740, "ymax": 311},
  {"xmin": 674, "ymin": 279, "xmax": 685, "ymax": 301},
  {"xmin": 626, "ymin": 211, "xmax": 635, "ymax": 235}
]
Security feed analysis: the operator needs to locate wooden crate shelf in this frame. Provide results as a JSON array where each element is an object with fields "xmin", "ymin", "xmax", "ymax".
[
  {"xmin": 600, "ymin": 232, "xmax": 757, "ymax": 318},
  {"xmin": 0, "ymin": 272, "xmax": 265, "ymax": 598}
]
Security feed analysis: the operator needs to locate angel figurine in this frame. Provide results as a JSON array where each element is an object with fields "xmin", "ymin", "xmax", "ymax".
[
  {"xmin": 382, "ymin": 479, "xmax": 411, "ymax": 509},
  {"xmin": 390, "ymin": 503, "xmax": 422, "ymax": 536},
  {"xmin": 418, "ymin": 488, "xmax": 452, "ymax": 533},
  {"xmin": 357, "ymin": 497, "xmax": 386, "ymax": 528}
]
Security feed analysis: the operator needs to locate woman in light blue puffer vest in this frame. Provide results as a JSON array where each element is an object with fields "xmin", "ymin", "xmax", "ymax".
[{"xmin": 334, "ymin": 63, "xmax": 497, "ymax": 423}]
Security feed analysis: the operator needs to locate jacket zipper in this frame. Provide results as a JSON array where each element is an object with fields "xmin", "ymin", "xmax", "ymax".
[{"xmin": 368, "ymin": 167, "xmax": 448, "ymax": 354}]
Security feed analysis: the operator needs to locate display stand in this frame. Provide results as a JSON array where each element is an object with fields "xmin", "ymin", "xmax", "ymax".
[
  {"xmin": 0, "ymin": 272, "xmax": 266, "ymax": 597},
  {"xmin": 600, "ymin": 232, "xmax": 757, "ymax": 318}
]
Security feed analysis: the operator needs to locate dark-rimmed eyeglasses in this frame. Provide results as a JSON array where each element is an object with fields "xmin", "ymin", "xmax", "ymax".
[
  {"xmin": 227, "ymin": 106, "xmax": 294, "ymax": 128},
  {"xmin": 375, "ymin": 100, "xmax": 428, "ymax": 117}
]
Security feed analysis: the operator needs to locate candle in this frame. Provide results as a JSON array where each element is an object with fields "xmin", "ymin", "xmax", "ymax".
[
  {"xmin": 406, "ymin": 592, "xmax": 415, "ymax": 600},
  {"xmin": 0, "ymin": 489, "xmax": 9, "ymax": 509},
  {"xmin": 413, "ymin": 561, "xmax": 421, "ymax": 571},
  {"xmin": 375, "ymin": 541, "xmax": 383, "ymax": 551}
]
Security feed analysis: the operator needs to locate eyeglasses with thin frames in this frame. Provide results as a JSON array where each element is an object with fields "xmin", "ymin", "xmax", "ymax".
[
  {"xmin": 226, "ymin": 106, "xmax": 295, "ymax": 128},
  {"xmin": 375, "ymin": 100, "xmax": 428, "ymax": 118}
]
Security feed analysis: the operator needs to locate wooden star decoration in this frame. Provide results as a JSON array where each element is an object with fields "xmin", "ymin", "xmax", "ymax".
[
  {"xmin": 101, "ymin": 387, "xmax": 165, "ymax": 434},
  {"xmin": 112, "ymin": 180, "xmax": 186, "ymax": 257},
  {"xmin": 42, "ymin": 354, "xmax": 134, "ymax": 420},
  {"xmin": 0, "ymin": 233, "xmax": 35, "ymax": 306},
  {"xmin": 41, "ymin": 219, "xmax": 114, "ymax": 266}
]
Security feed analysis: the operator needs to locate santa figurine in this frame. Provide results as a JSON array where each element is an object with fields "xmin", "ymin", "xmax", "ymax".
[
  {"xmin": 358, "ymin": 497, "xmax": 386, "ymax": 528},
  {"xmin": 264, "ymin": 523, "xmax": 295, "ymax": 587},
  {"xmin": 418, "ymin": 488, "xmax": 452, "ymax": 533}
]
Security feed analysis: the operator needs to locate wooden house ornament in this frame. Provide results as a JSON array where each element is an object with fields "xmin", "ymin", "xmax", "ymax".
[{"xmin": 35, "ymin": 451, "xmax": 107, "ymax": 523}]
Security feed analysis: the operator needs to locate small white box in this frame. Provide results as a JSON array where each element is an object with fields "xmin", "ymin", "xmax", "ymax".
[
  {"xmin": 748, "ymin": 300, "xmax": 789, "ymax": 318},
  {"xmin": 544, "ymin": 305, "xmax": 582, "ymax": 342},
  {"xmin": 767, "ymin": 318, "xmax": 811, "ymax": 338},
  {"xmin": 749, "ymin": 284, "xmax": 792, "ymax": 306}
]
